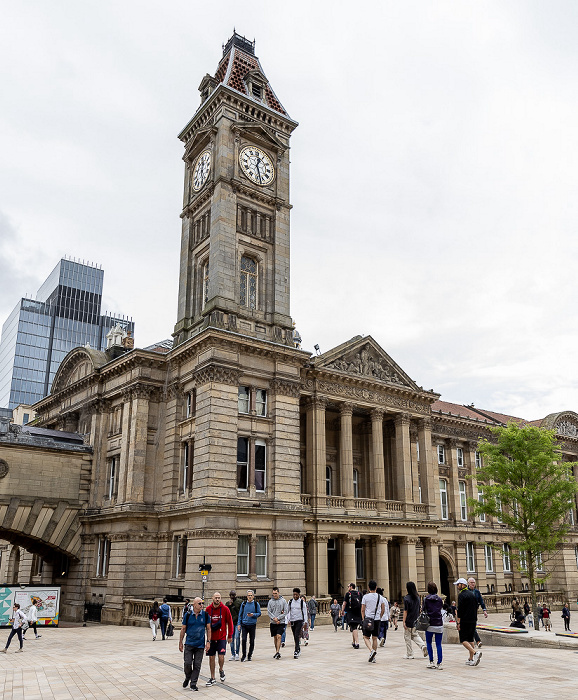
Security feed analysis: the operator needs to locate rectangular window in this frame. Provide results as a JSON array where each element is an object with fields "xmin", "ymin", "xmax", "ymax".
[
  {"xmin": 237, "ymin": 437, "xmax": 249, "ymax": 490},
  {"xmin": 238, "ymin": 386, "xmax": 250, "ymax": 414},
  {"xmin": 186, "ymin": 390, "xmax": 196, "ymax": 418},
  {"xmin": 519, "ymin": 549, "xmax": 527, "ymax": 571},
  {"xmin": 459, "ymin": 481, "xmax": 468, "ymax": 520},
  {"xmin": 107, "ymin": 456, "xmax": 118, "ymax": 500},
  {"xmin": 96, "ymin": 536, "xmax": 110, "ymax": 577},
  {"xmin": 256, "ymin": 535, "xmax": 267, "ymax": 577},
  {"xmin": 353, "ymin": 469, "xmax": 359, "ymax": 498},
  {"xmin": 496, "ymin": 497, "xmax": 503, "ymax": 523},
  {"xmin": 439, "ymin": 479, "xmax": 448, "ymax": 520},
  {"xmin": 475, "ymin": 451, "xmax": 482, "ymax": 468},
  {"xmin": 457, "ymin": 447, "xmax": 464, "ymax": 468},
  {"xmin": 466, "ymin": 542, "xmax": 475, "ymax": 573},
  {"xmin": 484, "ymin": 544, "xmax": 494, "ymax": 572},
  {"xmin": 502, "ymin": 544, "xmax": 511, "ymax": 572},
  {"xmin": 255, "ymin": 440, "xmax": 266, "ymax": 492},
  {"xmin": 569, "ymin": 509, "xmax": 575, "ymax": 526},
  {"xmin": 237, "ymin": 535, "xmax": 249, "ymax": 576},
  {"xmin": 182, "ymin": 442, "xmax": 193, "ymax": 493},
  {"xmin": 535, "ymin": 552, "xmax": 543, "ymax": 571},
  {"xmin": 437, "ymin": 444, "xmax": 445, "ymax": 465},
  {"xmin": 478, "ymin": 490, "xmax": 486, "ymax": 522},
  {"xmin": 174, "ymin": 535, "xmax": 187, "ymax": 577},
  {"xmin": 255, "ymin": 389, "xmax": 267, "ymax": 417},
  {"xmin": 355, "ymin": 542, "xmax": 364, "ymax": 580}
]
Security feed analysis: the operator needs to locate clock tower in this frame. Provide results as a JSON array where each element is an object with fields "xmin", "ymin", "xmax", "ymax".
[{"xmin": 174, "ymin": 32, "xmax": 298, "ymax": 347}]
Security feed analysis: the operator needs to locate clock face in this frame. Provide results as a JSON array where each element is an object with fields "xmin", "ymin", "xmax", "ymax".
[
  {"xmin": 192, "ymin": 149, "xmax": 211, "ymax": 192},
  {"xmin": 239, "ymin": 146, "xmax": 275, "ymax": 186}
]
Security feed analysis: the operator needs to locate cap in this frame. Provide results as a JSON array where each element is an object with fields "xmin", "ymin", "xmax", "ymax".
[{"xmin": 453, "ymin": 578, "xmax": 468, "ymax": 586}]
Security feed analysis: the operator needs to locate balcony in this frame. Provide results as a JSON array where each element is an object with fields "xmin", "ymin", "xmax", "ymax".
[{"xmin": 300, "ymin": 494, "xmax": 424, "ymax": 518}]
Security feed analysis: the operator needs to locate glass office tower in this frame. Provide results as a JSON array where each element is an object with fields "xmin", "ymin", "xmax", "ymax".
[{"xmin": 0, "ymin": 259, "xmax": 134, "ymax": 409}]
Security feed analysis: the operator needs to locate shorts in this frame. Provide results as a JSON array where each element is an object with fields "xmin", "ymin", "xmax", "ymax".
[
  {"xmin": 362, "ymin": 619, "xmax": 380, "ymax": 638},
  {"xmin": 270, "ymin": 623, "xmax": 286, "ymax": 637},
  {"xmin": 348, "ymin": 617, "xmax": 361, "ymax": 631},
  {"xmin": 207, "ymin": 639, "xmax": 227, "ymax": 656},
  {"xmin": 458, "ymin": 622, "xmax": 476, "ymax": 644}
]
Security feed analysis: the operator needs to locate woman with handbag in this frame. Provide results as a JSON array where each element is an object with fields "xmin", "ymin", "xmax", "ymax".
[
  {"xmin": 422, "ymin": 581, "xmax": 444, "ymax": 669},
  {"xmin": 149, "ymin": 601, "xmax": 160, "ymax": 641},
  {"xmin": 402, "ymin": 581, "xmax": 428, "ymax": 660},
  {"xmin": 330, "ymin": 598, "xmax": 341, "ymax": 631}
]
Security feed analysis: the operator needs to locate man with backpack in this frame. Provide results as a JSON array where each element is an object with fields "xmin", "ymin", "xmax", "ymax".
[
  {"xmin": 226, "ymin": 590, "xmax": 242, "ymax": 661},
  {"xmin": 205, "ymin": 592, "xmax": 234, "ymax": 686},
  {"xmin": 238, "ymin": 589, "xmax": 261, "ymax": 661},
  {"xmin": 286, "ymin": 587, "xmax": 308, "ymax": 659},
  {"xmin": 342, "ymin": 582, "xmax": 362, "ymax": 649},
  {"xmin": 159, "ymin": 598, "xmax": 172, "ymax": 641}
]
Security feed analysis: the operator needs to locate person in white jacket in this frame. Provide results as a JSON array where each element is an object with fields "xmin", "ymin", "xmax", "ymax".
[
  {"xmin": 285, "ymin": 588, "xmax": 308, "ymax": 659},
  {"xmin": 23, "ymin": 601, "xmax": 41, "ymax": 640},
  {"xmin": 1, "ymin": 603, "xmax": 27, "ymax": 653}
]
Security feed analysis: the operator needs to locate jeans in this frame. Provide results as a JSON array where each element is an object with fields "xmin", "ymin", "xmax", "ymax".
[
  {"xmin": 291, "ymin": 620, "xmax": 303, "ymax": 653},
  {"xmin": 473, "ymin": 629, "xmax": 481, "ymax": 644},
  {"xmin": 241, "ymin": 624, "xmax": 256, "ymax": 658},
  {"xmin": 23, "ymin": 622, "xmax": 38, "ymax": 637},
  {"xmin": 159, "ymin": 617, "xmax": 170, "ymax": 639},
  {"xmin": 404, "ymin": 625, "xmax": 425, "ymax": 656},
  {"xmin": 332, "ymin": 614, "xmax": 339, "ymax": 630},
  {"xmin": 309, "ymin": 613, "xmax": 316, "ymax": 629},
  {"xmin": 281, "ymin": 628, "xmax": 286, "ymax": 644},
  {"xmin": 379, "ymin": 620, "xmax": 389, "ymax": 640},
  {"xmin": 230, "ymin": 625, "xmax": 240, "ymax": 656},
  {"xmin": 341, "ymin": 612, "xmax": 347, "ymax": 629},
  {"xmin": 425, "ymin": 630, "xmax": 443, "ymax": 664},
  {"xmin": 184, "ymin": 646, "xmax": 204, "ymax": 687},
  {"xmin": 564, "ymin": 618, "xmax": 571, "ymax": 631},
  {"xmin": 6, "ymin": 628, "xmax": 23, "ymax": 649}
]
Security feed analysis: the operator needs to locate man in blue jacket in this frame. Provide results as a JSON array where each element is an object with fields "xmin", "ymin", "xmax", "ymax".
[
  {"xmin": 179, "ymin": 597, "xmax": 211, "ymax": 691},
  {"xmin": 467, "ymin": 577, "xmax": 488, "ymax": 648},
  {"xmin": 238, "ymin": 589, "xmax": 262, "ymax": 662}
]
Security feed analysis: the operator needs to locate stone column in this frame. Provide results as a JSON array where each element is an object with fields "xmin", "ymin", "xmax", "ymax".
[
  {"xmin": 314, "ymin": 535, "xmax": 330, "ymax": 597},
  {"xmin": 394, "ymin": 413, "xmax": 413, "ymax": 506},
  {"xmin": 399, "ymin": 536, "xmax": 418, "ymax": 586},
  {"xmin": 125, "ymin": 386, "xmax": 150, "ymax": 504},
  {"xmin": 423, "ymin": 537, "xmax": 441, "ymax": 587},
  {"xmin": 340, "ymin": 403, "xmax": 354, "ymax": 507},
  {"xmin": 371, "ymin": 409, "xmax": 386, "ymax": 507},
  {"xmin": 376, "ymin": 536, "xmax": 391, "ymax": 599},
  {"xmin": 249, "ymin": 535, "xmax": 258, "ymax": 579},
  {"xmin": 410, "ymin": 424, "xmax": 420, "ymax": 504},
  {"xmin": 305, "ymin": 397, "xmax": 327, "ymax": 508},
  {"xmin": 343, "ymin": 535, "xmax": 357, "ymax": 588},
  {"xmin": 417, "ymin": 418, "xmax": 437, "ymax": 518}
]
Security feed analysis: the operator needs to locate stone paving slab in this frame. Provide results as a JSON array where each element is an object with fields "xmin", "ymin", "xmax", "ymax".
[{"xmin": 0, "ymin": 617, "xmax": 577, "ymax": 699}]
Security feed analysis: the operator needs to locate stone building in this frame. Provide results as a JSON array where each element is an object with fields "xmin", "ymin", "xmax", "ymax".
[{"xmin": 16, "ymin": 32, "xmax": 578, "ymax": 622}]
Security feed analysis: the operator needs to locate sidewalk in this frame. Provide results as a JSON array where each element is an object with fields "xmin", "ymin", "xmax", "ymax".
[{"xmin": 0, "ymin": 615, "xmax": 577, "ymax": 699}]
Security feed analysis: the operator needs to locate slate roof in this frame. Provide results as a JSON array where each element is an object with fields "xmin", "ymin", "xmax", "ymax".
[{"xmin": 431, "ymin": 400, "xmax": 542, "ymax": 427}]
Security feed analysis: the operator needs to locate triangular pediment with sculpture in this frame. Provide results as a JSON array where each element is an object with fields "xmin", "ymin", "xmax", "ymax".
[{"xmin": 313, "ymin": 335, "xmax": 422, "ymax": 392}]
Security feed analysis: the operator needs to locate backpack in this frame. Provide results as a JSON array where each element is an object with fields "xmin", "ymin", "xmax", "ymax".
[
  {"xmin": 288, "ymin": 598, "xmax": 306, "ymax": 619},
  {"xmin": 349, "ymin": 590, "xmax": 361, "ymax": 612}
]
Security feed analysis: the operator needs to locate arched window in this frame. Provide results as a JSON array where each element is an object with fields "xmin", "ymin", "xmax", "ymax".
[
  {"xmin": 325, "ymin": 466, "xmax": 332, "ymax": 496},
  {"xmin": 353, "ymin": 469, "xmax": 359, "ymax": 498},
  {"xmin": 240, "ymin": 256, "xmax": 258, "ymax": 309}
]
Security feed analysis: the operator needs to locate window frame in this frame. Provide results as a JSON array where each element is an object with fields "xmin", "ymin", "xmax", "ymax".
[
  {"xmin": 255, "ymin": 389, "xmax": 267, "ymax": 417},
  {"xmin": 238, "ymin": 386, "xmax": 250, "ymax": 414},
  {"xmin": 478, "ymin": 489, "xmax": 486, "ymax": 522},
  {"xmin": 237, "ymin": 535, "xmax": 250, "ymax": 577},
  {"xmin": 439, "ymin": 478, "xmax": 448, "ymax": 520},
  {"xmin": 107, "ymin": 456, "xmax": 118, "ymax": 501},
  {"xmin": 475, "ymin": 451, "xmax": 482, "ymax": 468},
  {"xmin": 484, "ymin": 544, "xmax": 494, "ymax": 572},
  {"xmin": 456, "ymin": 447, "xmax": 464, "ymax": 468},
  {"xmin": 255, "ymin": 439, "xmax": 266, "ymax": 492},
  {"xmin": 325, "ymin": 466, "xmax": 333, "ymax": 496},
  {"xmin": 237, "ymin": 437, "xmax": 249, "ymax": 491},
  {"xmin": 459, "ymin": 480, "xmax": 468, "ymax": 521},
  {"xmin": 353, "ymin": 468, "xmax": 359, "ymax": 499},
  {"xmin": 96, "ymin": 536, "xmax": 111, "ymax": 577},
  {"xmin": 256, "ymin": 535, "xmax": 267, "ymax": 577},
  {"xmin": 437, "ymin": 444, "xmax": 445, "ymax": 465},
  {"xmin": 466, "ymin": 542, "xmax": 475, "ymax": 573},
  {"xmin": 502, "ymin": 543, "xmax": 511, "ymax": 572},
  {"xmin": 240, "ymin": 255, "xmax": 258, "ymax": 310}
]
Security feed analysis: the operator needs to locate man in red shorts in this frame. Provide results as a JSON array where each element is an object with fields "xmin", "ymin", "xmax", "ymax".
[{"xmin": 205, "ymin": 592, "xmax": 234, "ymax": 686}]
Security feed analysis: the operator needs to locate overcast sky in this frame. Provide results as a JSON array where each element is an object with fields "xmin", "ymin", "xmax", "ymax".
[{"xmin": 1, "ymin": 1, "xmax": 577, "ymax": 420}]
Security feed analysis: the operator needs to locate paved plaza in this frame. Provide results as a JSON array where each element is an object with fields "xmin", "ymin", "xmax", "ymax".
[{"xmin": 0, "ymin": 614, "xmax": 577, "ymax": 700}]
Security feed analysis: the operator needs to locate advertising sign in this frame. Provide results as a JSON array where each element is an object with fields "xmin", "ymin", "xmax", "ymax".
[{"xmin": 0, "ymin": 587, "xmax": 60, "ymax": 627}]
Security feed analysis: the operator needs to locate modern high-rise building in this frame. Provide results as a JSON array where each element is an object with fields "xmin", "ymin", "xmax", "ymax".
[{"xmin": 0, "ymin": 258, "xmax": 133, "ymax": 409}]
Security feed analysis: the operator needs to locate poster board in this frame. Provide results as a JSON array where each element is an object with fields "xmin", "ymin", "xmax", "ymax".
[{"xmin": 0, "ymin": 587, "xmax": 60, "ymax": 627}]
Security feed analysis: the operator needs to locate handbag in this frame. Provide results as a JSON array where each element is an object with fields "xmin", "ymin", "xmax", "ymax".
[
  {"xmin": 166, "ymin": 621, "xmax": 174, "ymax": 637},
  {"xmin": 416, "ymin": 608, "xmax": 430, "ymax": 631}
]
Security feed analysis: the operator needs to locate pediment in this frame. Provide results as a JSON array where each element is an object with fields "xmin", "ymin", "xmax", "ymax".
[
  {"xmin": 313, "ymin": 335, "xmax": 421, "ymax": 391},
  {"xmin": 51, "ymin": 347, "xmax": 108, "ymax": 394},
  {"xmin": 183, "ymin": 126, "xmax": 218, "ymax": 163},
  {"xmin": 542, "ymin": 411, "xmax": 578, "ymax": 438},
  {"xmin": 231, "ymin": 121, "xmax": 287, "ymax": 152}
]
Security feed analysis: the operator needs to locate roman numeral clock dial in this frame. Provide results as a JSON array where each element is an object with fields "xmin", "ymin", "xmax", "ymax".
[
  {"xmin": 239, "ymin": 146, "xmax": 275, "ymax": 186},
  {"xmin": 192, "ymin": 149, "xmax": 211, "ymax": 192}
]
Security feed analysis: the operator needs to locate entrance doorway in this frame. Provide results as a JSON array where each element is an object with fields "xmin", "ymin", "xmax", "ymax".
[
  {"xmin": 327, "ymin": 539, "xmax": 339, "ymax": 596},
  {"xmin": 439, "ymin": 556, "xmax": 451, "ymax": 601}
]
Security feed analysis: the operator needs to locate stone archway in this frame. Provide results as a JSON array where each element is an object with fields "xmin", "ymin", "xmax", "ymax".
[
  {"xmin": 439, "ymin": 550, "xmax": 456, "ymax": 603},
  {"xmin": 7, "ymin": 545, "xmax": 20, "ymax": 585}
]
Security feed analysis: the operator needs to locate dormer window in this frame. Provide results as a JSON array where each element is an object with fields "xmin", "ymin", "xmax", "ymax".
[
  {"xmin": 245, "ymin": 69, "xmax": 266, "ymax": 103},
  {"xmin": 252, "ymin": 84, "xmax": 262, "ymax": 99}
]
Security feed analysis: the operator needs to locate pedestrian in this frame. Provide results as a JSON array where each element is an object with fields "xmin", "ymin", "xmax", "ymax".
[
  {"xmin": 402, "ymin": 581, "xmax": 428, "ymax": 660},
  {"xmin": 361, "ymin": 580, "xmax": 385, "ymax": 663},
  {"xmin": 562, "ymin": 602, "xmax": 571, "ymax": 631},
  {"xmin": 300, "ymin": 595, "xmax": 310, "ymax": 645},
  {"xmin": 527, "ymin": 611, "xmax": 534, "ymax": 628},
  {"xmin": 449, "ymin": 600, "xmax": 457, "ymax": 621},
  {"xmin": 389, "ymin": 601, "xmax": 400, "ymax": 631},
  {"xmin": 455, "ymin": 577, "xmax": 482, "ymax": 666},
  {"xmin": 467, "ymin": 577, "xmax": 488, "ymax": 648},
  {"xmin": 226, "ymin": 590, "xmax": 242, "ymax": 661},
  {"xmin": 342, "ymin": 582, "xmax": 362, "ymax": 649},
  {"xmin": 330, "ymin": 598, "xmax": 341, "ymax": 631},
  {"xmin": 376, "ymin": 587, "xmax": 389, "ymax": 647},
  {"xmin": 535, "ymin": 603, "xmax": 544, "ymax": 628},
  {"xmin": 423, "ymin": 581, "xmax": 444, "ymax": 670},
  {"xmin": 523, "ymin": 601, "xmax": 530, "ymax": 617},
  {"xmin": 205, "ymin": 592, "xmax": 234, "ymax": 686},
  {"xmin": 179, "ymin": 597, "xmax": 211, "ymax": 691},
  {"xmin": 159, "ymin": 597, "xmax": 172, "ymax": 641},
  {"xmin": 286, "ymin": 587, "xmax": 308, "ymax": 659},
  {"xmin": 542, "ymin": 604, "xmax": 552, "ymax": 631},
  {"xmin": 238, "ymin": 589, "xmax": 261, "ymax": 661},
  {"xmin": 148, "ymin": 600, "xmax": 160, "ymax": 641},
  {"xmin": 23, "ymin": 599, "xmax": 41, "ymax": 640},
  {"xmin": 307, "ymin": 595, "xmax": 317, "ymax": 630},
  {"xmin": 1, "ymin": 603, "xmax": 27, "ymax": 653},
  {"xmin": 267, "ymin": 586, "xmax": 288, "ymax": 659}
]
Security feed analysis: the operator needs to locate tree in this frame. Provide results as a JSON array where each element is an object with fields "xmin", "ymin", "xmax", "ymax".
[{"xmin": 470, "ymin": 422, "xmax": 578, "ymax": 612}]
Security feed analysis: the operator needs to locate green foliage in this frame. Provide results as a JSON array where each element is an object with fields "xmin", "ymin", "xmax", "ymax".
[{"xmin": 469, "ymin": 422, "xmax": 578, "ymax": 607}]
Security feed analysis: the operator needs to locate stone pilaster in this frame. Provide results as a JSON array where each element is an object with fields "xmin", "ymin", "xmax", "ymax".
[
  {"xmin": 394, "ymin": 413, "xmax": 413, "ymax": 505},
  {"xmin": 376, "ymin": 536, "xmax": 391, "ymax": 599},
  {"xmin": 399, "ymin": 536, "xmax": 418, "ymax": 585},
  {"xmin": 340, "ymin": 403, "xmax": 354, "ymax": 507},
  {"xmin": 370, "ymin": 408, "xmax": 386, "ymax": 507}
]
